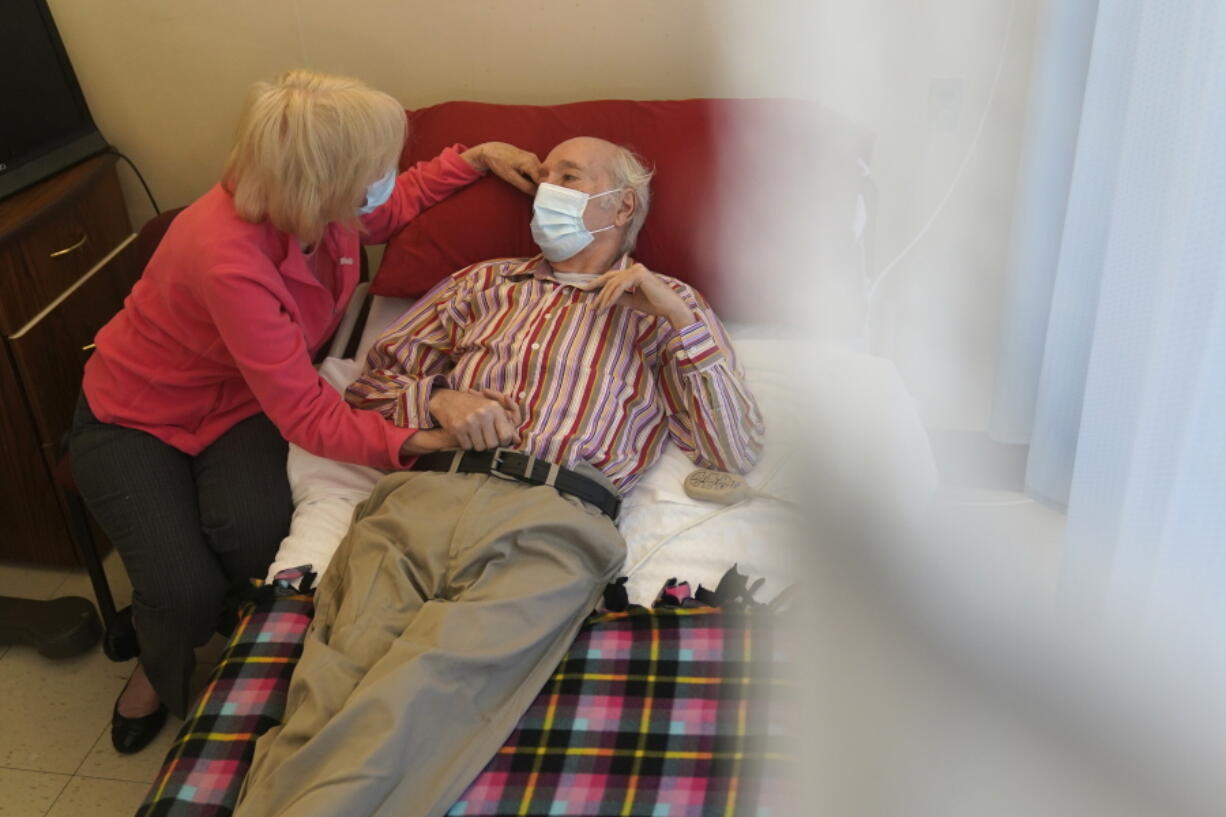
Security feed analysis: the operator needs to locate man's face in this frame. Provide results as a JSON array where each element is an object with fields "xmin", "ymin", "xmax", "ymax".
[
  {"xmin": 536, "ymin": 136, "xmax": 632, "ymax": 251},
  {"xmin": 538, "ymin": 138, "xmax": 619, "ymax": 230}
]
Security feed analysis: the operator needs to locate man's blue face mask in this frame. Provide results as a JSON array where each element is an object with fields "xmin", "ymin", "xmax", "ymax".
[
  {"xmin": 357, "ymin": 168, "xmax": 397, "ymax": 215},
  {"xmin": 530, "ymin": 183, "xmax": 621, "ymax": 262}
]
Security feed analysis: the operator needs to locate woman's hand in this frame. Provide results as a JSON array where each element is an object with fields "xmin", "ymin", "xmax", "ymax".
[
  {"xmin": 400, "ymin": 428, "xmax": 459, "ymax": 458},
  {"xmin": 587, "ymin": 263, "xmax": 696, "ymax": 330},
  {"xmin": 462, "ymin": 142, "xmax": 541, "ymax": 195}
]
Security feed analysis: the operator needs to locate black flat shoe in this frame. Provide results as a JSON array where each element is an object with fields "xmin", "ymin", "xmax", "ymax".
[{"xmin": 111, "ymin": 700, "xmax": 167, "ymax": 754}]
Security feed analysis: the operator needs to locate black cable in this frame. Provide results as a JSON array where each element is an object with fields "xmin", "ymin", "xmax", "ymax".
[{"xmin": 103, "ymin": 146, "xmax": 161, "ymax": 214}]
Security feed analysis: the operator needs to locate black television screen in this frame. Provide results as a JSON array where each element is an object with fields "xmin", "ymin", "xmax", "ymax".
[{"xmin": 0, "ymin": 0, "xmax": 108, "ymax": 200}]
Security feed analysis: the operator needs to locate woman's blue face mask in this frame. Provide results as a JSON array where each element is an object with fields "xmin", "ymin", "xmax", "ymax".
[{"xmin": 358, "ymin": 168, "xmax": 397, "ymax": 215}]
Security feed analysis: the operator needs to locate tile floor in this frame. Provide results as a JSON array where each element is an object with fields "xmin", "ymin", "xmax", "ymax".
[{"xmin": 0, "ymin": 549, "xmax": 224, "ymax": 817}]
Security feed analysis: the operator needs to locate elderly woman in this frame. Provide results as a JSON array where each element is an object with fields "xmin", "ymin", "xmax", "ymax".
[{"xmin": 68, "ymin": 70, "xmax": 538, "ymax": 753}]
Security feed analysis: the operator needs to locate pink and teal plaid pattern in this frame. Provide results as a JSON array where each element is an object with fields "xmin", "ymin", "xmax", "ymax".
[
  {"xmin": 447, "ymin": 607, "xmax": 789, "ymax": 816},
  {"xmin": 138, "ymin": 593, "xmax": 313, "ymax": 816},
  {"xmin": 137, "ymin": 597, "xmax": 789, "ymax": 817}
]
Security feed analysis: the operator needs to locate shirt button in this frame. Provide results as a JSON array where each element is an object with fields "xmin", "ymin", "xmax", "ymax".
[
  {"xmin": 519, "ymin": 392, "xmax": 527, "ymax": 399},
  {"xmin": 531, "ymin": 342, "xmax": 540, "ymax": 350}
]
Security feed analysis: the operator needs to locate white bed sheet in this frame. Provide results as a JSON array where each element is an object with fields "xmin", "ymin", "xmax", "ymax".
[{"xmin": 268, "ymin": 295, "xmax": 937, "ymax": 606}]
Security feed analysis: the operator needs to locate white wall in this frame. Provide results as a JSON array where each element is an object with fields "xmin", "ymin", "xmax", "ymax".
[{"xmin": 706, "ymin": 0, "xmax": 1040, "ymax": 431}]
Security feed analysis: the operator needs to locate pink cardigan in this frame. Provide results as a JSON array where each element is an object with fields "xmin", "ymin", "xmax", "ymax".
[{"xmin": 82, "ymin": 145, "xmax": 481, "ymax": 469}]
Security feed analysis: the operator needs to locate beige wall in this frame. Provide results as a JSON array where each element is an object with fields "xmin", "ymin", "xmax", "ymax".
[
  {"xmin": 46, "ymin": 0, "xmax": 725, "ymax": 225},
  {"xmin": 46, "ymin": 0, "xmax": 1040, "ymax": 431}
]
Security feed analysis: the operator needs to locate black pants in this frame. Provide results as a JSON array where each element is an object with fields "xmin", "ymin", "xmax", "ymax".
[{"xmin": 69, "ymin": 396, "xmax": 292, "ymax": 717}]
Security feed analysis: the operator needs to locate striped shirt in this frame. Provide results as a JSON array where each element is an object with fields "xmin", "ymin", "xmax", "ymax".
[{"xmin": 346, "ymin": 254, "xmax": 764, "ymax": 491}]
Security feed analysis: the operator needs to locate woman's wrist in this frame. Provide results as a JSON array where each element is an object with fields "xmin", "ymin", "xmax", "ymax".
[
  {"xmin": 400, "ymin": 428, "xmax": 458, "ymax": 457},
  {"xmin": 460, "ymin": 145, "xmax": 488, "ymax": 174}
]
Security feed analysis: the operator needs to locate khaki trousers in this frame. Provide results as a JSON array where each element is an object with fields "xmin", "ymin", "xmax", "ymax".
[{"xmin": 235, "ymin": 469, "xmax": 625, "ymax": 817}]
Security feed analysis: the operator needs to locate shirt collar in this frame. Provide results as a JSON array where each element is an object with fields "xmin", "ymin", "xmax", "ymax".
[{"xmin": 504, "ymin": 252, "xmax": 635, "ymax": 282}]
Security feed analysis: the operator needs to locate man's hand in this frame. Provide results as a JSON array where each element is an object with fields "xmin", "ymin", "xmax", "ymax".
[
  {"xmin": 461, "ymin": 142, "xmax": 541, "ymax": 195},
  {"xmin": 400, "ymin": 428, "xmax": 459, "ymax": 458},
  {"xmin": 429, "ymin": 388, "xmax": 522, "ymax": 451},
  {"xmin": 588, "ymin": 263, "xmax": 696, "ymax": 330}
]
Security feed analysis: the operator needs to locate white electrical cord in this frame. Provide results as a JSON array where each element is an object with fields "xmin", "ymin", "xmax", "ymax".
[
  {"xmin": 863, "ymin": 0, "xmax": 1019, "ymax": 335},
  {"xmin": 623, "ymin": 457, "xmax": 792, "ymax": 578}
]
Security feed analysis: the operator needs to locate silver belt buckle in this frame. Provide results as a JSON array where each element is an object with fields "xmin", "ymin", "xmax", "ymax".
[
  {"xmin": 488, "ymin": 447, "xmax": 539, "ymax": 484},
  {"xmin": 487, "ymin": 447, "xmax": 517, "ymax": 483}
]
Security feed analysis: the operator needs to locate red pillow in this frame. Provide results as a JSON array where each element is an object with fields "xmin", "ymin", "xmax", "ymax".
[{"xmin": 375, "ymin": 99, "xmax": 869, "ymax": 324}]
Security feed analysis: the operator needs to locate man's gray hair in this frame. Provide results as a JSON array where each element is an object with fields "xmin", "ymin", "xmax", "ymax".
[{"xmin": 607, "ymin": 146, "xmax": 654, "ymax": 254}]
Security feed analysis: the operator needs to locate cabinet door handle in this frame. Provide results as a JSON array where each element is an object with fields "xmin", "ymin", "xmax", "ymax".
[{"xmin": 49, "ymin": 233, "xmax": 89, "ymax": 258}]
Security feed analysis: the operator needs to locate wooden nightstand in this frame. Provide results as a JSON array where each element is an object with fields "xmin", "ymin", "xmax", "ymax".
[{"xmin": 0, "ymin": 154, "xmax": 141, "ymax": 567}]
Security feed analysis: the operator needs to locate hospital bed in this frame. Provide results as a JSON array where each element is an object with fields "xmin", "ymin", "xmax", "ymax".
[{"xmin": 134, "ymin": 98, "xmax": 935, "ymax": 816}]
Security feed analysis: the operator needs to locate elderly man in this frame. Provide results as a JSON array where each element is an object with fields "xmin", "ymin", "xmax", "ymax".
[{"xmin": 236, "ymin": 137, "xmax": 764, "ymax": 817}]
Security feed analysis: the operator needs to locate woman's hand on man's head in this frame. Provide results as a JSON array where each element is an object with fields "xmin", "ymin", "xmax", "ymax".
[{"xmin": 462, "ymin": 142, "xmax": 542, "ymax": 195}]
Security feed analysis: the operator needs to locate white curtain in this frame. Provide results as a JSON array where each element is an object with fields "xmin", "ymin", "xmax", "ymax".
[{"xmin": 992, "ymin": 0, "xmax": 1226, "ymax": 641}]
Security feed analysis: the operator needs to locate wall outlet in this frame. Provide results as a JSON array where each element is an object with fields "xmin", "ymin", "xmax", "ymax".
[{"xmin": 929, "ymin": 77, "xmax": 964, "ymax": 131}]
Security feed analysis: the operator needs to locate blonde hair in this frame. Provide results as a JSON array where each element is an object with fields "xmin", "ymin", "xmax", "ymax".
[
  {"xmin": 222, "ymin": 70, "xmax": 406, "ymax": 244},
  {"xmin": 604, "ymin": 145, "xmax": 654, "ymax": 254}
]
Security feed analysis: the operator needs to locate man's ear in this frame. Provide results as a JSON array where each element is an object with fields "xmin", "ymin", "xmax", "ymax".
[{"xmin": 615, "ymin": 189, "xmax": 636, "ymax": 227}]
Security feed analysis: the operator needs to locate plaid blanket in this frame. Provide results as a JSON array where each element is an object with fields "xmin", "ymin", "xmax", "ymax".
[{"xmin": 138, "ymin": 593, "xmax": 790, "ymax": 817}]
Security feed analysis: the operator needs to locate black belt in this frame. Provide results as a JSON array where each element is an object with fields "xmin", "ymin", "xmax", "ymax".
[{"xmin": 411, "ymin": 448, "xmax": 621, "ymax": 521}]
